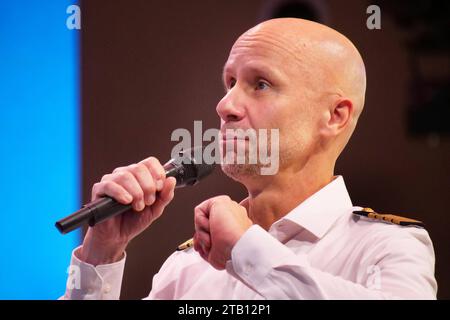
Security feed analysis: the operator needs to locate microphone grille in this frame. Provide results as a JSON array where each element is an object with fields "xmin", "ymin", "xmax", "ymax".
[{"xmin": 172, "ymin": 146, "xmax": 215, "ymax": 186}]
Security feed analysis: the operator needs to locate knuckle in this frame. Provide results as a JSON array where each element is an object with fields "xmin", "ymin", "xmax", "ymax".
[
  {"xmin": 100, "ymin": 173, "xmax": 111, "ymax": 182},
  {"xmin": 136, "ymin": 162, "xmax": 148, "ymax": 173},
  {"xmin": 142, "ymin": 156, "xmax": 157, "ymax": 167},
  {"xmin": 128, "ymin": 163, "xmax": 144, "ymax": 174},
  {"xmin": 112, "ymin": 166, "xmax": 125, "ymax": 174},
  {"xmin": 139, "ymin": 158, "xmax": 150, "ymax": 167},
  {"xmin": 127, "ymin": 163, "xmax": 138, "ymax": 171},
  {"xmin": 215, "ymin": 195, "xmax": 230, "ymax": 203},
  {"xmin": 148, "ymin": 156, "xmax": 159, "ymax": 164},
  {"xmin": 115, "ymin": 170, "xmax": 133, "ymax": 181}
]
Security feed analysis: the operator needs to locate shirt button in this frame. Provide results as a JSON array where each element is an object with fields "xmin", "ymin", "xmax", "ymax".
[{"xmin": 103, "ymin": 283, "xmax": 111, "ymax": 294}]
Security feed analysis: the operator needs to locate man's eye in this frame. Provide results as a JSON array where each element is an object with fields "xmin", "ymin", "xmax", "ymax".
[
  {"xmin": 256, "ymin": 81, "xmax": 269, "ymax": 91},
  {"xmin": 228, "ymin": 78, "xmax": 236, "ymax": 90}
]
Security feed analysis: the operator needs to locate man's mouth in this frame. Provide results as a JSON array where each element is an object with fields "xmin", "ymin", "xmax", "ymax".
[
  {"xmin": 219, "ymin": 130, "xmax": 252, "ymax": 141},
  {"xmin": 221, "ymin": 136, "xmax": 249, "ymax": 141}
]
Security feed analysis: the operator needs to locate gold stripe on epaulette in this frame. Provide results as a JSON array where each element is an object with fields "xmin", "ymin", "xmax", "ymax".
[
  {"xmin": 353, "ymin": 207, "xmax": 424, "ymax": 228},
  {"xmin": 176, "ymin": 238, "xmax": 194, "ymax": 251}
]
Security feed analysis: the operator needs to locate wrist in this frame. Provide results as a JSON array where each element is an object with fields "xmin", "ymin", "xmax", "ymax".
[
  {"xmin": 79, "ymin": 233, "xmax": 128, "ymax": 266},
  {"xmin": 78, "ymin": 242, "xmax": 126, "ymax": 266}
]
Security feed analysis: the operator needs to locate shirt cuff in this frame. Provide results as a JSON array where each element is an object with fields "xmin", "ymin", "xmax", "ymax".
[
  {"xmin": 63, "ymin": 246, "xmax": 126, "ymax": 300},
  {"xmin": 230, "ymin": 225, "xmax": 309, "ymax": 288}
]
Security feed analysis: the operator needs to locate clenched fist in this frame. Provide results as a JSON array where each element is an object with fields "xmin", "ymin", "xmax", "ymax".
[{"xmin": 193, "ymin": 195, "xmax": 253, "ymax": 270}]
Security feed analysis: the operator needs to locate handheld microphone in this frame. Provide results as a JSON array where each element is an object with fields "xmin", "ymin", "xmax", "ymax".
[{"xmin": 55, "ymin": 148, "xmax": 215, "ymax": 234}]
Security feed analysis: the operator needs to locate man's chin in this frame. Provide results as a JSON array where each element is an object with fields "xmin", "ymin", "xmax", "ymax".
[{"xmin": 220, "ymin": 163, "xmax": 260, "ymax": 181}]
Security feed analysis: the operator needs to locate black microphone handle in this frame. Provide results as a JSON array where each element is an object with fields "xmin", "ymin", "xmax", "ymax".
[
  {"xmin": 55, "ymin": 160, "xmax": 184, "ymax": 234},
  {"xmin": 55, "ymin": 197, "xmax": 130, "ymax": 234}
]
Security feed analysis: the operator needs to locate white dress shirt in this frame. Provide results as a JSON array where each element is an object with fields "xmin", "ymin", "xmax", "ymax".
[{"xmin": 62, "ymin": 176, "xmax": 437, "ymax": 299}]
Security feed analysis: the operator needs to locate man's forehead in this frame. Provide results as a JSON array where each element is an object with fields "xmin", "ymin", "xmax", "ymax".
[
  {"xmin": 222, "ymin": 54, "xmax": 286, "ymax": 83},
  {"xmin": 223, "ymin": 52, "xmax": 273, "ymax": 72},
  {"xmin": 221, "ymin": 42, "xmax": 304, "ymax": 84},
  {"xmin": 224, "ymin": 33, "xmax": 305, "ymax": 73}
]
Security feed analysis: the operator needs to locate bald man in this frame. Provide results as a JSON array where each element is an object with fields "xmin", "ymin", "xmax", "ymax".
[{"xmin": 62, "ymin": 18, "xmax": 437, "ymax": 299}]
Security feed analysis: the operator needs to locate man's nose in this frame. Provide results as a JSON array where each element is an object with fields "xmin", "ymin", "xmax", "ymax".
[{"xmin": 216, "ymin": 91, "xmax": 246, "ymax": 123}]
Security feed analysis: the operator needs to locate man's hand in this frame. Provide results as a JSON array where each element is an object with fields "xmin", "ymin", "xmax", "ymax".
[
  {"xmin": 79, "ymin": 156, "xmax": 177, "ymax": 266},
  {"xmin": 193, "ymin": 195, "xmax": 253, "ymax": 270}
]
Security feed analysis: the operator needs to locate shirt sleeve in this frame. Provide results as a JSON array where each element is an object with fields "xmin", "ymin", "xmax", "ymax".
[
  {"xmin": 230, "ymin": 225, "xmax": 437, "ymax": 299},
  {"xmin": 60, "ymin": 246, "xmax": 126, "ymax": 300}
]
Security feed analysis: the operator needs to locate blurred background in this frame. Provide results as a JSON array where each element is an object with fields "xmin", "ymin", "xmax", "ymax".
[{"xmin": 0, "ymin": 0, "xmax": 448, "ymax": 299}]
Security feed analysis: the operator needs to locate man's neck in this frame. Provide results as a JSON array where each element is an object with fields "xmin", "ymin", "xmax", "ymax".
[{"xmin": 241, "ymin": 162, "xmax": 335, "ymax": 230}]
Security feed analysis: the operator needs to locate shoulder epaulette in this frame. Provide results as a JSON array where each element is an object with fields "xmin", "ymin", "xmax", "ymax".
[
  {"xmin": 176, "ymin": 238, "xmax": 194, "ymax": 251},
  {"xmin": 353, "ymin": 207, "xmax": 424, "ymax": 228}
]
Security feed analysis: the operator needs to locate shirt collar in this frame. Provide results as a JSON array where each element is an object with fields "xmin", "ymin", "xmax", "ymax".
[{"xmin": 271, "ymin": 175, "xmax": 353, "ymax": 240}]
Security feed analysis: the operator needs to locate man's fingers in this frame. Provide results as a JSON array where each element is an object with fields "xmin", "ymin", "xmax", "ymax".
[
  {"xmin": 193, "ymin": 233, "xmax": 205, "ymax": 260},
  {"xmin": 194, "ymin": 211, "xmax": 210, "ymax": 233},
  {"xmin": 158, "ymin": 176, "xmax": 176, "ymax": 204},
  {"xmin": 126, "ymin": 163, "xmax": 156, "ymax": 206},
  {"xmin": 195, "ymin": 195, "xmax": 231, "ymax": 219},
  {"xmin": 140, "ymin": 157, "xmax": 166, "ymax": 192},
  {"xmin": 151, "ymin": 177, "xmax": 176, "ymax": 217},
  {"xmin": 194, "ymin": 232, "xmax": 210, "ymax": 261},
  {"xmin": 196, "ymin": 229, "xmax": 211, "ymax": 251},
  {"xmin": 193, "ymin": 201, "xmax": 211, "ymax": 257},
  {"xmin": 193, "ymin": 195, "xmax": 233, "ymax": 261},
  {"xmin": 193, "ymin": 232, "xmax": 200, "ymax": 252},
  {"xmin": 91, "ymin": 181, "xmax": 133, "ymax": 204},
  {"xmin": 101, "ymin": 171, "xmax": 145, "ymax": 212}
]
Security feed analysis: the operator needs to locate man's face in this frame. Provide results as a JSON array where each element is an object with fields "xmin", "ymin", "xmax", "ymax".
[{"xmin": 217, "ymin": 30, "xmax": 323, "ymax": 179}]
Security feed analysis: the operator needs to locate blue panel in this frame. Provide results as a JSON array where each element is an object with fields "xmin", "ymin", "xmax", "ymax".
[{"xmin": 0, "ymin": 1, "xmax": 80, "ymax": 299}]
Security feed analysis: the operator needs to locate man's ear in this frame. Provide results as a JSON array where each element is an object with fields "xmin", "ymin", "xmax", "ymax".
[{"xmin": 320, "ymin": 99, "xmax": 353, "ymax": 137}]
